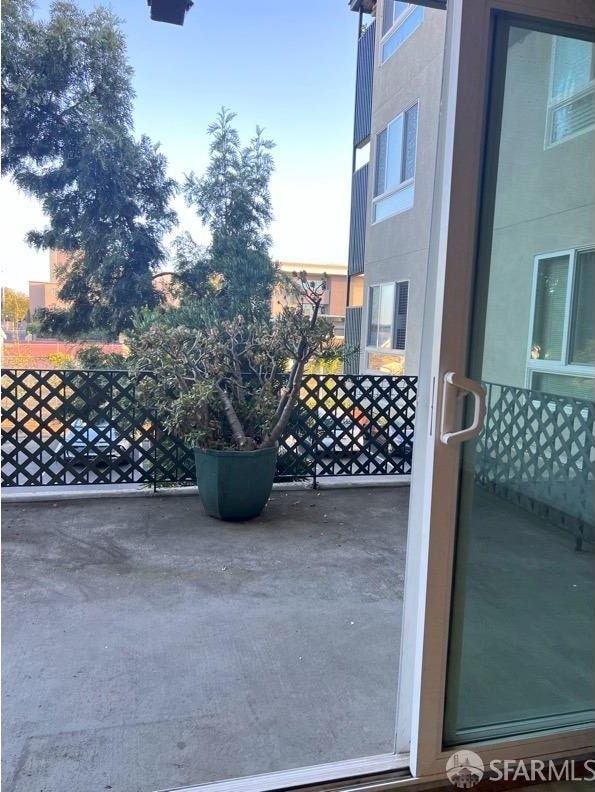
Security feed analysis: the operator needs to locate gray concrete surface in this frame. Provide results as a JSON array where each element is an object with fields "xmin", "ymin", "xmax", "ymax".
[
  {"xmin": 2, "ymin": 487, "xmax": 410, "ymax": 792},
  {"xmin": 5, "ymin": 485, "xmax": 591, "ymax": 792}
]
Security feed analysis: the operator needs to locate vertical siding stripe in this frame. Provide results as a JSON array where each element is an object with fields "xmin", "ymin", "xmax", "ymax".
[
  {"xmin": 344, "ymin": 306, "xmax": 363, "ymax": 374},
  {"xmin": 348, "ymin": 162, "xmax": 368, "ymax": 277},
  {"xmin": 354, "ymin": 20, "xmax": 375, "ymax": 147}
]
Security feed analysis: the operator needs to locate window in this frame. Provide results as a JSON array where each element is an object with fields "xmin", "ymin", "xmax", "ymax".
[
  {"xmin": 348, "ymin": 274, "xmax": 365, "ymax": 308},
  {"xmin": 354, "ymin": 140, "xmax": 370, "ymax": 170},
  {"xmin": 546, "ymin": 36, "xmax": 595, "ymax": 146},
  {"xmin": 373, "ymin": 103, "xmax": 418, "ymax": 222},
  {"xmin": 528, "ymin": 248, "xmax": 594, "ymax": 399},
  {"xmin": 366, "ymin": 281, "xmax": 409, "ymax": 372},
  {"xmin": 381, "ymin": 1, "xmax": 424, "ymax": 63}
]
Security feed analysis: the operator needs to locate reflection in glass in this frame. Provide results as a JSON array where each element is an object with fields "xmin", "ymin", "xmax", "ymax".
[
  {"xmin": 367, "ymin": 351, "xmax": 405, "ymax": 374},
  {"xmin": 445, "ymin": 21, "xmax": 594, "ymax": 745},
  {"xmin": 531, "ymin": 256, "xmax": 568, "ymax": 361},
  {"xmin": 570, "ymin": 249, "xmax": 595, "ymax": 365},
  {"xmin": 368, "ymin": 283, "xmax": 396, "ymax": 348}
]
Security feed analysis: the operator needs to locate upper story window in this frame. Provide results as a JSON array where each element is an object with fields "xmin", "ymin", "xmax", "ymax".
[
  {"xmin": 381, "ymin": 1, "xmax": 424, "ymax": 64},
  {"xmin": 528, "ymin": 247, "xmax": 594, "ymax": 400},
  {"xmin": 373, "ymin": 102, "xmax": 418, "ymax": 222},
  {"xmin": 546, "ymin": 36, "xmax": 595, "ymax": 146}
]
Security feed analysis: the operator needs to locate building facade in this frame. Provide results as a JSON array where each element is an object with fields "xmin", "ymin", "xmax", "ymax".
[
  {"xmin": 272, "ymin": 261, "xmax": 347, "ymax": 338},
  {"xmin": 346, "ymin": 1, "xmax": 446, "ymax": 375},
  {"xmin": 346, "ymin": 1, "xmax": 593, "ymax": 401},
  {"xmin": 28, "ymin": 249, "xmax": 71, "ymax": 317},
  {"xmin": 479, "ymin": 27, "xmax": 594, "ymax": 400}
]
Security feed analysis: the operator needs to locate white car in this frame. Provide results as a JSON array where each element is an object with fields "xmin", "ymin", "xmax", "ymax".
[{"xmin": 59, "ymin": 418, "xmax": 133, "ymax": 465}]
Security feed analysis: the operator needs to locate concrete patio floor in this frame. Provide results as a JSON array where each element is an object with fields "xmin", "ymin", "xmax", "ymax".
[
  {"xmin": 2, "ymin": 486, "xmax": 410, "ymax": 792},
  {"xmin": 4, "ymin": 484, "xmax": 592, "ymax": 792}
]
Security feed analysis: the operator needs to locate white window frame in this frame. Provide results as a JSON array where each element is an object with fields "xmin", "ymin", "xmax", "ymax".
[
  {"xmin": 365, "ymin": 280, "xmax": 409, "ymax": 372},
  {"xmin": 372, "ymin": 102, "xmax": 419, "ymax": 224},
  {"xmin": 545, "ymin": 36, "xmax": 595, "ymax": 147},
  {"xmin": 383, "ymin": 1, "xmax": 414, "ymax": 35},
  {"xmin": 526, "ymin": 247, "xmax": 595, "ymax": 391},
  {"xmin": 380, "ymin": 2, "xmax": 425, "ymax": 64}
]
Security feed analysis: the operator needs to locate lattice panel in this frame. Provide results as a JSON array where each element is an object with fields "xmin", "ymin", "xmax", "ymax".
[
  {"xmin": 0, "ymin": 369, "xmax": 193, "ymax": 488},
  {"xmin": 2, "ymin": 370, "xmax": 418, "ymax": 488},
  {"xmin": 281, "ymin": 374, "xmax": 418, "ymax": 479},
  {"xmin": 476, "ymin": 382, "xmax": 595, "ymax": 529}
]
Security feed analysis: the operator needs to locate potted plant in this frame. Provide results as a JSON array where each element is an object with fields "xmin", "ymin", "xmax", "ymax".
[
  {"xmin": 129, "ymin": 276, "xmax": 337, "ymax": 520},
  {"xmin": 128, "ymin": 109, "xmax": 340, "ymax": 518}
]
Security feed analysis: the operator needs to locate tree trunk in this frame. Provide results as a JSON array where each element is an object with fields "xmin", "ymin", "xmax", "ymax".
[
  {"xmin": 216, "ymin": 385, "xmax": 254, "ymax": 449},
  {"xmin": 261, "ymin": 359, "xmax": 305, "ymax": 448}
]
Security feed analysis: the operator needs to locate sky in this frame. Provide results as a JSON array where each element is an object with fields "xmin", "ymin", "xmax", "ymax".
[{"xmin": 0, "ymin": 0, "xmax": 358, "ymax": 292}]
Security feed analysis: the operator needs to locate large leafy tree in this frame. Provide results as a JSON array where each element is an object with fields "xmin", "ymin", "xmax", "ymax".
[
  {"xmin": 1, "ymin": 0, "xmax": 177, "ymax": 338},
  {"xmin": 130, "ymin": 111, "xmax": 340, "ymax": 452}
]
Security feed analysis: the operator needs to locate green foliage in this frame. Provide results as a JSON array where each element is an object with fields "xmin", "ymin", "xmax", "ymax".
[
  {"xmin": 47, "ymin": 351, "xmax": 73, "ymax": 369},
  {"xmin": 125, "ymin": 108, "xmax": 340, "ymax": 452},
  {"xmin": 1, "ymin": 0, "xmax": 177, "ymax": 338},
  {"xmin": 161, "ymin": 109, "xmax": 277, "ymax": 325},
  {"xmin": 184, "ymin": 107, "xmax": 275, "ymax": 252},
  {"xmin": 305, "ymin": 356, "xmax": 344, "ymax": 376},
  {"xmin": 74, "ymin": 345, "xmax": 129, "ymax": 370},
  {"xmin": 129, "ymin": 282, "xmax": 337, "ymax": 451}
]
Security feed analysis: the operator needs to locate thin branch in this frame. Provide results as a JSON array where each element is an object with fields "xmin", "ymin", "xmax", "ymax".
[{"xmin": 151, "ymin": 271, "xmax": 205, "ymax": 297}]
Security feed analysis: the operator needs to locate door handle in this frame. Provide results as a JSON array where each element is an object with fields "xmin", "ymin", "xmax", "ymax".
[{"xmin": 440, "ymin": 371, "xmax": 486, "ymax": 446}]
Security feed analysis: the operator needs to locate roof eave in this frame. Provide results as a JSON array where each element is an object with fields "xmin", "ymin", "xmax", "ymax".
[{"xmin": 348, "ymin": 0, "xmax": 375, "ymax": 13}]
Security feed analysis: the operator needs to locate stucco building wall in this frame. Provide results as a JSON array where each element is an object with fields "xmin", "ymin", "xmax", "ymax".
[{"xmin": 358, "ymin": 6, "xmax": 446, "ymax": 374}]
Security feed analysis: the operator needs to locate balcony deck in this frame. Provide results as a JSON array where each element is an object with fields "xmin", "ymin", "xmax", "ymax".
[
  {"xmin": 2, "ymin": 487, "xmax": 408, "ymax": 792},
  {"xmin": 2, "ymin": 484, "xmax": 592, "ymax": 790}
]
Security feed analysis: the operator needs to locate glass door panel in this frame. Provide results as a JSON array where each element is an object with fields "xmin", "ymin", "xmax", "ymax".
[{"xmin": 444, "ymin": 18, "xmax": 595, "ymax": 745}]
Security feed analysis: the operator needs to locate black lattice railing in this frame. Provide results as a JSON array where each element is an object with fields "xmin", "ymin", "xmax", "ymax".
[
  {"xmin": 476, "ymin": 382, "xmax": 595, "ymax": 547},
  {"xmin": 289, "ymin": 374, "xmax": 417, "ymax": 479},
  {"xmin": 0, "ymin": 369, "xmax": 195, "ymax": 488},
  {"xmin": 1, "ymin": 370, "xmax": 417, "ymax": 488}
]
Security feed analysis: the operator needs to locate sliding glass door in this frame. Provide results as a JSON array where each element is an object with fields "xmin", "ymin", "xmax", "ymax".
[{"xmin": 406, "ymin": 0, "xmax": 594, "ymax": 778}]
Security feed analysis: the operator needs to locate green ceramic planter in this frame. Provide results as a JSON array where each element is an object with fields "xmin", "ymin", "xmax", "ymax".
[{"xmin": 193, "ymin": 446, "xmax": 277, "ymax": 521}]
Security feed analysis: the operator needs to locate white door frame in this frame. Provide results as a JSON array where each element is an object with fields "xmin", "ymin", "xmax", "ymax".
[
  {"xmin": 401, "ymin": 0, "xmax": 595, "ymax": 779},
  {"xmin": 165, "ymin": 2, "xmax": 594, "ymax": 789}
]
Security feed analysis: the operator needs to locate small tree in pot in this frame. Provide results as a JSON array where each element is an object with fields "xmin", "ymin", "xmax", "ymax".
[{"xmin": 129, "ymin": 275, "xmax": 336, "ymax": 519}]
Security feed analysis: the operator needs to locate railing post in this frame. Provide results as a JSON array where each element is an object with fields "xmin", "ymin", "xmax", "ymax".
[{"xmin": 153, "ymin": 404, "xmax": 158, "ymax": 493}]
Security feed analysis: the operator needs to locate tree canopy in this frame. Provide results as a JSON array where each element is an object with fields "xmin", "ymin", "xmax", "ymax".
[
  {"xmin": 184, "ymin": 107, "xmax": 275, "ymax": 252},
  {"xmin": 1, "ymin": 287, "xmax": 29, "ymax": 324},
  {"xmin": 1, "ymin": 0, "xmax": 177, "ymax": 338},
  {"xmin": 129, "ymin": 110, "xmax": 340, "ymax": 451},
  {"xmin": 161, "ymin": 109, "xmax": 277, "ymax": 324},
  {"xmin": 130, "ymin": 278, "xmax": 336, "ymax": 450}
]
